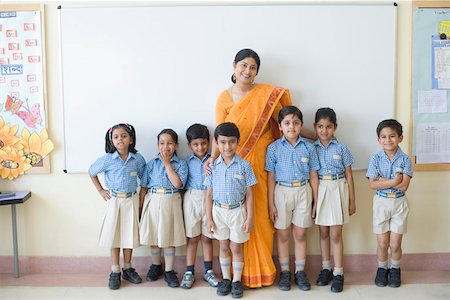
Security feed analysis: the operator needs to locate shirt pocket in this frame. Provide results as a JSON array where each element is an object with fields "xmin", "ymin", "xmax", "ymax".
[
  {"xmin": 330, "ymin": 154, "xmax": 344, "ymax": 169},
  {"xmin": 233, "ymin": 173, "xmax": 246, "ymax": 190}
]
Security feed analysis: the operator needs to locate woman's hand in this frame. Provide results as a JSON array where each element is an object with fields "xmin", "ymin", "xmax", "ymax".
[
  {"xmin": 203, "ymin": 156, "xmax": 216, "ymax": 176},
  {"xmin": 269, "ymin": 203, "xmax": 278, "ymax": 224}
]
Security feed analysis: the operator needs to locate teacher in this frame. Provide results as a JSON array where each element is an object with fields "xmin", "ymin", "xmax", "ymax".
[{"xmin": 206, "ymin": 49, "xmax": 315, "ymax": 288}]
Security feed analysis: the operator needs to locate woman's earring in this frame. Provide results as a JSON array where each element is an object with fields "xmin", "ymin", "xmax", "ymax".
[{"xmin": 232, "ymin": 74, "xmax": 236, "ymax": 82}]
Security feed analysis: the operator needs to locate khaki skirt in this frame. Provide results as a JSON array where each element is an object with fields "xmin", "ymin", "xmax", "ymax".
[
  {"xmin": 140, "ymin": 192, "xmax": 186, "ymax": 248},
  {"xmin": 99, "ymin": 194, "xmax": 140, "ymax": 249},
  {"xmin": 315, "ymin": 178, "xmax": 350, "ymax": 226}
]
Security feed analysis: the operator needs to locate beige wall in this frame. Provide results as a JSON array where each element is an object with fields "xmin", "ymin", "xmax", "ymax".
[{"xmin": 0, "ymin": 0, "xmax": 449, "ymax": 258}]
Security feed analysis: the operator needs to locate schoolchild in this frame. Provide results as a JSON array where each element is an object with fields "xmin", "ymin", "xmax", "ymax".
[
  {"xmin": 180, "ymin": 123, "xmax": 218, "ymax": 289},
  {"xmin": 366, "ymin": 119, "xmax": 413, "ymax": 288},
  {"xmin": 205, "ymin": 122, "xmax": 257, "ymax": 298},
  {"xmin": 313, "ymin": 108, "xmax": 356, "ymax": 293},
  {"xmin": 89, "ymin": 123, "xmax": 146, "ymax": 290},
  {"xmin": 139, "ymin": 129, "xmax": 188, "ymax": 288},
  {"xmin": 265, "ymin": 105, "xmax": 320, "ymax": 292}
]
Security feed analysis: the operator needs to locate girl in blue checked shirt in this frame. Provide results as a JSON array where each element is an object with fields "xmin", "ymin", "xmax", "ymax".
[
  {"xmin": 89, "ymin": 123, "xmax": 146, "ymax": 290},
  {"xmin": 313, "ymin": 108, "xmax": 355, "ymax": 293},
  {"xmin": 139, "ymin": 129, "xmax": 188, "ymax": 288}
]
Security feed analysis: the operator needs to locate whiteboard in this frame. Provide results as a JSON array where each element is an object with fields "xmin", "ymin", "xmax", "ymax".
[{"xmin": 59, "ymin": 4, "xmax": 397, "ymax": 173}]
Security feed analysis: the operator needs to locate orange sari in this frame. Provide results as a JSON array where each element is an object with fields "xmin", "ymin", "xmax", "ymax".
[{"xmin": 215, "ymin": 84, "xmax": 292, "ymax": 287}]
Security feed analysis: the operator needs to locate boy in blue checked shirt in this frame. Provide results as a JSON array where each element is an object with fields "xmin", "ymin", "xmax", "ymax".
[
  {"xmin": 366, "ymin": 119, "xmax": 413, "ymax": 288},
  {"xmin": 265, "ymin": 106, "xmax": 320, "ymax": 292},
  {"xmin": 205, "ymin": 122, "xmax": 257, "ymax": 298}
]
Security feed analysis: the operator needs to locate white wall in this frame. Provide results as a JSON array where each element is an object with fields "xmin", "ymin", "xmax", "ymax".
[{"xmin": 0, "ymin": 0, "xmax": 449, "ymax": 258}]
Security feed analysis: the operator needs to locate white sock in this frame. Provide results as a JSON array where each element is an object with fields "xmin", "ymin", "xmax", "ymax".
[
  {"xmin": 232, "ymin": 261, "xmax": 244, "ymax": 282},
  {"xmin": 279, "ymin": 257, "xmax": 290, "ymax": 272},
  {"xmin": 112, "ymin": 264, "xmax": 120, "ymax": 273},
  {"xmin": 377, "ymin": 260, "xmax": 388, "ymax": 269},
  {"xmin": 322, "ymin": 260, "xmax": 331, "ymax": 270},
  {"xmin": 151, "ymin": 247, "xmax": 161, "ymax": 265},
  {"xmin": 219, "ymin": 256, "xmax": 231, "ymax": 280},
  {"xmin": 295, "ymin": 259, "xmax": 305, "ymax": 273},
  {"xmin": 164, "ymin": 247, "xmax": 175, "ymax": 272},
  {"xmin": 390, "ymin": 259, "xmax": 400, "ymax": 269},
  {"xmin": 333, "ymin": 267, "xmax": 344, "ymax": 276}
]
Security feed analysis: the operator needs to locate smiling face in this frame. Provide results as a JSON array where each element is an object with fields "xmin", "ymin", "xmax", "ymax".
[
  {"xmin": 315, "ymin": 117, "xmax": 337, "ymax": 145},
  {"xmin": 233, "ymin": 57, "xmax": 258, "ymax": 85},
  {"xmin": 188, "ymin": 138, "xmax": 209, "ymax": 160},
  {"xmin": 279, "ymin": 113, "xmax": 303, "ymax": 145},
  {"xmin": 111, "ymin": 127, "xmax": 132, "ymax": 153},
  {"xmin": 158, "ymin": 133, "xmax": 178, "ymax": 157},
  {"xmin": 216, "ymin": 135, "xmax": 238, "ymax": 162},
  {"xmin": 378, "ymin": 126, "xmax": 403, "ymax": 155}
]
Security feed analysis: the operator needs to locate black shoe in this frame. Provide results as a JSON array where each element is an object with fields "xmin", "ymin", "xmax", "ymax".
[
  {"xmin": 108, "ymin": 272, "xmax": 121, "ymax": 290},
  {"xmin": 388, "ymin": 268, "xmax": 401, "ymax": 288},
  {"xmin": 217, "ymin": 279, "xmax": 232, "ymax": 296},
  {"xmin": 330, "ymin": 274, "xmax": 344, "ymax": 293},
  {"xmin": 146, "ymin": 264, "xmax": 163, "ymax": 281},
  {"xmin": 231, "ymin": 281, "xmax": 244, "ymax": 298},
  {"xmin": 294, "ymin": 271, "xmax": 311, "ymax": 291},
  {"xmin": 164, "ymin": 270, "xmax": 180, "ymax": 288},
  {"xmin": 122, "ymin": 267, "xmax": 142, "ymax": 284},
  {"xmin": 278, "ymin": 271, "xmax": 291, "ymax": 291},
  {"xmin": 374, "ymin": 267, "xmax": 389, "ymax": 287},
  {"xmin": 316, "ymin": 269, "xmax": 333, "ymax": 286}
]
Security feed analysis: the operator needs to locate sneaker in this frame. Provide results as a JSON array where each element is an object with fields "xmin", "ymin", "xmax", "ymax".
[
  {"xmin": 316, "ymin": 269, "xmax": 333, "ymax": 286},
  {"xmin": 231, "ymin": 281, "xmax": 244, "ymax": 298},
  {"xmin": 294, "ymin": 271, "xmax": 311, "ymax": 291},
  {"xmin": 330, "ymin": 274, "xmax": 344, "ymax": 293},
  {"xmin": 164, "ymin": 270, "xmax": 180, "ymax": 288},
  {"xmin": 122, "ymin": 267, "xmax": 142, "ymax": 284},
  {"xmin": 217, "ymin": 279, "xmax": 232, "ymax": 296},
  {"xmin": 374, "ymin": 267, "xmax": 389, "ymax": 287},
  {"xmin": 146, "ymin": 264, "xmax": 163, "ymax": 281},
  {"xmin": 108, "ymin": 272, "xmax": 121, "ymax": 290},
  {"xmin": 388, "ymin": 268, "xmax": 401, "ymax": 288},
  {"xmin": 180, "ymin": 271, "xmax": 195, "ymax": 289},
  {"xmin": 278, "ymin": 270, "xmax": 291, "ymax": 291},
  {"xmin": 203, "ymin": 269, "xmax": 219, "ymax": 287}
]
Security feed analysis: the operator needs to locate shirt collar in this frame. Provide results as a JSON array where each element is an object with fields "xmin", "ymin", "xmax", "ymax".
[
  {"xmin": 112, "ymin": 151, "xmax": 134, "ymax": 160},
  {"xmin": 313, "ymin": 139, "xmax": 337, "ymax": 148},
  {"xmin": 188, "ymin": 152, "xmax": 211, "ymax": 163},
  {"xmin": 281, "ymin": 135, "xmax": 305, "ymax": 147},
  {"xmin": 378, "ymin": 147, "xmax": 404, "ymax": 161},
  {"xmin": 214, "ymin": 154, "xmax": 238, "ymax": 166},
  {"xmin": 156, "ymin": 153, "xmax": 180, "ymax": 163}
]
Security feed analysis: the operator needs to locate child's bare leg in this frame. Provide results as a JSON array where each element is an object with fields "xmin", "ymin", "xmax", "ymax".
[
  {"xmin": 186, "ymin": 236, "xmax": 200, "ymax": 267},
  {"xmin": 389, "ymin": 232, "xmax": 403, "ymax": 268},
  {"xmin": 319, "ymin": 226, "xmax": 331, "ymax": 268},
  {"xmin": 123, "ymin": 248, "xmax": 132, "ymax": 265},
  {"xmin": 330, "ymin": 225, "xmax": 343, "ymax": 269},
  {"xmin": 201, "ymin": 235, "xmax": 213, "ymax": 262},
  {"xmin": 219, "ymin": 240, "xmax": 231, "ymax": 280},
  {"xmin": 292, "ymin": 226, "xmax": 307, "ymax": 268},
  {"xmin": 376, "ymin": 232, "xmax": 390, "ymax": 264},
  {"xmin": 277, "ymin": 227, "xmax": 291, "ymax": 262},
  {"xmin": 111, "ymin": 248, "xmax": 120, "ymax": 270},
  {"xmin": 230, "ymin": 241, "xmax": 244, "ymax": 282}
]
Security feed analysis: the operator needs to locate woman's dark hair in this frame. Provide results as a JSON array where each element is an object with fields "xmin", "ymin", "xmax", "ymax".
[
  {"xmin": 278, "ymin": 105, "xmax": 303, "ymax": 124},
  {"xmin": 157, "ymin": 128, "xmax": 178, "ymax": 143},
  {"xmin": 186, "ymin": 123, "xmax": 210, "ymax": 143},
  {"xmin": 231, "ymin": 48, "xmax": 261, "ymax": 83},
  {"xmin": 315, "ymin": 107, "xmax": 337, "ymax": 125},
  {"xmin": 105, "ymin": 123, "xmax": 137, "ymax": 154}
]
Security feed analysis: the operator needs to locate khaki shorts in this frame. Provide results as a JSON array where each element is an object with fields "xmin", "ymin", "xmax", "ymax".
[
  {"xmin": 373, "ymin": 194, "xmax": 409, "ymax": 234},
  {"xmin": 140, "ymin": 192, "xmax": 186, "ymax": 248},
  {"xmin": 212, "ymin": 203, "xmax": 249, "ymax": 243},
  {"xmin": 99, "ymin": 194, "xmax": 140, "ymax": 249},
  {"xmin": 274, "ymin": 184, "xmax": 313, "ymax": 229},
  {"xmin": 183, "ymin": 189, "xmax": 213, "ymax": 239},
  {"xmin": 315, "ymin": 178, "xmax": 350, "ymax": 226}
]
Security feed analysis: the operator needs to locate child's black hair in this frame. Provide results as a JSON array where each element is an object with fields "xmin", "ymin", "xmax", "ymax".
[
  {"xmin": 278, "ymin": 105, "xmax": 303, "ymax": 124},
  {"xmin": 376, "ymin": 119, "xmax": 403, "ymax": 137},
  {"xmin": 315, "ymin": 107, "xmax": 337, "ymax": 125},
  {"xmin": 105, "ymin": 123, "xmax": 137, "ymax": 153},
  {"xmin": 158, "ymin": 128, "xmax": 178, "ymax": 143},
  {"xmin": 186, "ymin": 123, "xmax": 210, "ymax": 143},
  {"xmin": 214, "ymin": 122, "xmax": 240, "ymax": 141}
]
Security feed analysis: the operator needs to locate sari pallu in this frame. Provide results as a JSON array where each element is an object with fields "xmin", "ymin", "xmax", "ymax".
[{"xmin": 216, "ymin": 84, "xmax": 292, "ymax": 287}]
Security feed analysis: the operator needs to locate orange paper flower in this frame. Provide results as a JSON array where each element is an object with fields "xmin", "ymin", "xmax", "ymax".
[
  {"xmin": 0, "ymin": 117, "xmax": 23, "ymax": 151},
  {"xmin": 0, "ymin": 146, "xmax": 31, "ymax": 180},
  {"xmin": 20, "ymin": 128, "xmax": 54, "ymax": 165}
]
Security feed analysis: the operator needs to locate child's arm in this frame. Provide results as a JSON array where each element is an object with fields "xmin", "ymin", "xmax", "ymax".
[
  {"xmin": 139, "ymin": 187, "xmax": 148, "ymax": 217},
  {"xmin": 368, "ymin": 172, "xmax": 402, "ymax": 190},
  {"xmin": 309, "ymin": 170, "xmax": 319, "ymax": 219},
  {"xmin": 205, "ymin": 187, "xmax": 215, "ymax": 234},
  {"xmin": 300, "ymin": 127, "xmax": 318, "ymax": 140},
  {"xmin": 160, "ymin": 152, "xmax": 183, "ymax": 188},
  {"xmin": 344, "ymin": 166, "xmax": 356, "ymax": 215},
  {"xmin": 90, "ymin": 175, "xmax": 111, "ymax": 201},
  {"xmin": 392, "ymin": 174, "xmax": 412, "ymax": 192},
  {"xmin": 267, "ymin": 172, "xmax": 277, "ymax": 223},
  {"xmin": 243, "ymin": 186, "xmax": 254, "ymax": 233}
]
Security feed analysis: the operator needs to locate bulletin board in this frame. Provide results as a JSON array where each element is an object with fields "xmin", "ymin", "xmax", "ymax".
[
  {"xmin": 411, "ymin": 1, "xmax": 450, "ymax": 171},
  {"xmin": 0, "ymin": 4, "xmax": 50, "ymax": 173},
  {"xmin": 59, "ymin": 3, "xmax": 397, "ymax": 173}
]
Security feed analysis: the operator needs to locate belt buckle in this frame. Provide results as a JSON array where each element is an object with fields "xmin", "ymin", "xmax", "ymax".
[
  {"xmin": 291, "ymin": 181, "xmax": 301, "ymax": 187},
  {"xmin": 116, "ymin": 192, "xmax": 127, "ymax": 198},
  {"xmin": 322, "ymin": 174, "xmax": 332, "ymax": 180},
  {"xmin": 156, "ymin": 188, "xmax": 165, "ymax": 194},
  {"xmin": 387, "ymin": 193, "xmax": 397, "ymax": 198}
]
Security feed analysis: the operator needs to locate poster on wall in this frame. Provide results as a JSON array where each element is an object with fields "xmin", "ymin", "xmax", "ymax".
[{"xmin": 0, "ymin": 9, "xmax": 54, "ymax": 179}]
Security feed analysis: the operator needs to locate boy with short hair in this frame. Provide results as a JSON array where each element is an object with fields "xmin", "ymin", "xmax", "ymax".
[
  {"xmin": 205, "ymin": 122, "xmax": 257, "ymax": 298},
  {"xmin": 366, "ymin": 119, "xmax": 413, "ymax": 288},
  {"xmin": 265, "ymin": 105, "xmax": 320, "ymax": 291},
  {"xmin": 180, "ymin": 123, "xmax": 218, "ymax": 289}
]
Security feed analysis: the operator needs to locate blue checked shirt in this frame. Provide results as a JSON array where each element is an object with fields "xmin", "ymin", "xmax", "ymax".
[
  {"xmin": 89, "ymin": 151, "xmax": 146, "ymax": 193},
  {"xmin": 141, "ymin": 154, "xmax": 188, "ymax": 189},
  {"xmin": 314, "ymin": 139, "xmax": 354, "ymax": 175},
  {"xmin": 366, "ymin": 147, "xmax": 413, "ymax": 193},
  {"xmin": 265, "ymin": 136, "xmax": 320, "ymax": 181},
  {"xmin": 185, "ymin": 153, "xmax": 211, "ymax": 190},
  {"xmin": 204, "ymin": 155, "xmax": 257, "ymax": 205}
]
